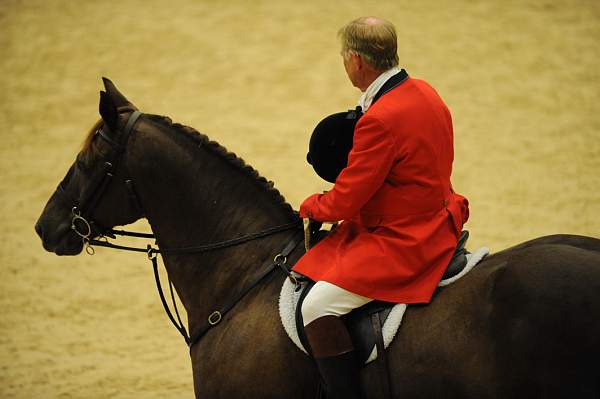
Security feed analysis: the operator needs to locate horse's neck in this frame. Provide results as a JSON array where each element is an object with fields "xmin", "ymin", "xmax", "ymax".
[{"xmin": 127, "ymin": 120, "xmax": 296, "ymax": 323}]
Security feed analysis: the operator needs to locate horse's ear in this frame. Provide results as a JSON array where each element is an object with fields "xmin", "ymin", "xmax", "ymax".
[
  {"xmin": 102, "ymin": 77, "xmax": 136, "ymax": 109},
  {"xmin": 99, "ymin": 90, "xmax": 118, "ymax": 130}
]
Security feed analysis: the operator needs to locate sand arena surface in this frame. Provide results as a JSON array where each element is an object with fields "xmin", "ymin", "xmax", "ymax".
[{"xmin": 1, "ymin": 0, "xmax": 599, "ymax": 397}]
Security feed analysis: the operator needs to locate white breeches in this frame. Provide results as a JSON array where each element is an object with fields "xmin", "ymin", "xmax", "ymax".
[{"xmin": 301, "ymin": 280, "xmax": 373, "ymax": 326}]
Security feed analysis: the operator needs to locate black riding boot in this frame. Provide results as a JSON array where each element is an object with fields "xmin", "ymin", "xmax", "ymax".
[{"xmin": 305, "ymin": 315, "xmax": 363, "ymax": 399}]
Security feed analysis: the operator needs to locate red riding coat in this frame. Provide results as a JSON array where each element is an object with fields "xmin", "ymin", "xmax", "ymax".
[{"xmin": 293, "ymin": 77, "xmax": 469, "ymax": 304}]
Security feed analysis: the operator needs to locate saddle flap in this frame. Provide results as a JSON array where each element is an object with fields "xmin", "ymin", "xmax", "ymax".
[
  {"xmin": 294, "ymin": 280, "xmax": 395, "ymax": 365},
  {"xmin": 343, "ymin": 301, "xmax": 394, "ymax": 364}
]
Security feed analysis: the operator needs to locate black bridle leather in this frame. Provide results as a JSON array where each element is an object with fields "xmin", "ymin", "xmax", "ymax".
[
  {"xmin": 55, "ymin": 108, "xmax": 144, "ymax": 250},
  {"xmin": 55, "ymin": 109, "xmax": 303, "ymax": 348}
]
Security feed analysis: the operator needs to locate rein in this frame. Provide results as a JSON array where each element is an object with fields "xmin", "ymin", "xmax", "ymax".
[
  {"xmin": 87, "ymin": 220, "xmax": 301, "ymax": 256},
  {"xmin": 60, "ymin": 109, "xmax": 304, "ymax": 348}
]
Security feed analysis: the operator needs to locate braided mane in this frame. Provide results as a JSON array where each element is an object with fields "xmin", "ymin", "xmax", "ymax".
[{"xmin": 146, "ymin": 114, "xmax": 296, "ymax": 217}]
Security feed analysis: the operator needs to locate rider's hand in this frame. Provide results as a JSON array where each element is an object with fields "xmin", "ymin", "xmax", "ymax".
[{"xmin": 308, "ymin": 219, "xmax": 322, "ymax": 236}]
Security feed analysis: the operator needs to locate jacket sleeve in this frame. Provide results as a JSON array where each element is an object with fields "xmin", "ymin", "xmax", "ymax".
[{"xmin": 300, "ymin": 115, "xmax": 397, "ymax": 222}]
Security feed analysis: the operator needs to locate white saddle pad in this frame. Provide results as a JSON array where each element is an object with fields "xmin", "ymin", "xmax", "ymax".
[{"xmin": 278, "ymin": 247, "xmax": 490, "ymax": 364}]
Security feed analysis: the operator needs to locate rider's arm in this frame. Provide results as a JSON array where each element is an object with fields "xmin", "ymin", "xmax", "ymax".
[{"xmin": 299, "ymin": 115, "xmax": 397, "ymax": 222}]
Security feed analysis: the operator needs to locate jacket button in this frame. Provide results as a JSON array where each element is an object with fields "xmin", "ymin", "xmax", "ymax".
[{"xmin": 443, "ymin": 199, "xmax": 449, "ymax": 207}]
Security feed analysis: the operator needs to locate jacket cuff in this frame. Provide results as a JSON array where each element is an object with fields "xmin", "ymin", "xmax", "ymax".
[{"xmin": 299, "ymin": 193, "xmax": 322, "ymax": 219}]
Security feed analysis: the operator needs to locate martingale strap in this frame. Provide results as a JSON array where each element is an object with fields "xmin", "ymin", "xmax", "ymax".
[
  {"xmin": 186, "ymin": 231, "xmax": 304, "ymax": 348},
  {"xmin": 150, "ymin": 251, "xmax": 190, "ymax": 344}
]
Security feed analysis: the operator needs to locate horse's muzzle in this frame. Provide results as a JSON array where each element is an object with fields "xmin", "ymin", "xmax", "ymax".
[{"xmin": 35, "ymin": 220, "xmax": 83, "ymax": 256}]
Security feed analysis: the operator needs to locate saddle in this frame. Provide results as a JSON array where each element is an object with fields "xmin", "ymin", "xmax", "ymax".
[{"xmin": 295, "ymin": 230, "xmax": 471, "ymax": 365}]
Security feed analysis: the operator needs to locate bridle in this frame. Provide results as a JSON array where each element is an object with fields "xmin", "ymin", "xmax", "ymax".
[
  {"xmin": 55, "ymin": 108, "xmax": 303, "ymax": 348},
  {"xmin": 56, "ymin": 107, "xmax": 145, "ymax": 254}
]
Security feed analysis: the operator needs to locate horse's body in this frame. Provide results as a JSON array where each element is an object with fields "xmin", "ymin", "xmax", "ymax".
[{"xmin": 36, "ymin": 80, "xmax": 600, "ymax": 398}]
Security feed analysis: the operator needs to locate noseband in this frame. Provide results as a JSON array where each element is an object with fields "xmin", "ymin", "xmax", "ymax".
[{"xmin": 54, "ymin": 109, "xmax": 303, "ymax": 348}]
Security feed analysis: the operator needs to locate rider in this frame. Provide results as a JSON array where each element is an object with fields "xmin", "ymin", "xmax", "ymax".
[{"xmin": 293, "ymin": 16, "xmax": 470, "ymax": 398}]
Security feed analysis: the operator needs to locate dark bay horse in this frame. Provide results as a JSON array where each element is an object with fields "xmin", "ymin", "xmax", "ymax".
[{"xmin": 35, "ymin": 79, "xmax": 600, "ymax": 398}]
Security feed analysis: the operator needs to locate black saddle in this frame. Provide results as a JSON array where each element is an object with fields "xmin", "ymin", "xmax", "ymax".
[{"xmin": 295, "ymin": 230, "xmax": 471, "ymax": 365}]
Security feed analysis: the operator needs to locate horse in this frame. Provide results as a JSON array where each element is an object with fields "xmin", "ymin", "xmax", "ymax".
[{"xmin": 35, "ymin": 78, "xmax": 600, "ymax": 398}]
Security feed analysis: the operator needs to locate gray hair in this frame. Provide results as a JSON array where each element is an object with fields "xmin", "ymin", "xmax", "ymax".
[{"xmin": 338, "ymin": 16, "xmax": 399, "ymax": 71}]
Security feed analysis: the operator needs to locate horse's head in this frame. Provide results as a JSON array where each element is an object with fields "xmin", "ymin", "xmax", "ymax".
[{"xmin": 35, "ymin": 78, "xmax": 145, "ymax": 255}]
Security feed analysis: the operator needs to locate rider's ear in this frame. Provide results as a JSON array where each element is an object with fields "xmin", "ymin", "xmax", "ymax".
[{"xmin": 99, "ymin": 90, "xmax": 118, "ymax": 130}]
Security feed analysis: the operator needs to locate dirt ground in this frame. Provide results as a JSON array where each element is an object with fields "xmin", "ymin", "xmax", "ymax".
[{"xmin": 1, "ymin": 0, "xmax": 598, "ymax": 397}]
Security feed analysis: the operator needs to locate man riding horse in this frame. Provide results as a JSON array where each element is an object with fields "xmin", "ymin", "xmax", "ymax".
[{"xmin": 294, "ymin": 16, "xmax": 469, "ymax": 398}]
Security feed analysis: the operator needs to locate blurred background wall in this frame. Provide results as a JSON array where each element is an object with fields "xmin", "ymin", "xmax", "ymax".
[{"xmin": 1, "ymin": 1, "xmax": 598, "ymax": 397}]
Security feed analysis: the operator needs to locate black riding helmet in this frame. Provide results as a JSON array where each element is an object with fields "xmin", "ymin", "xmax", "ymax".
[{"xmin": 306, "ymin": 107, "xmax": 363, "ymax": 183}]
